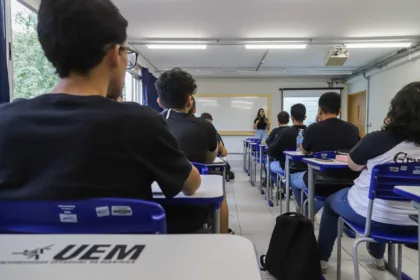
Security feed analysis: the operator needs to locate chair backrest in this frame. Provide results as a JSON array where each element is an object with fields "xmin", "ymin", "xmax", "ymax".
[
  {"xmin": 369, "ymin": 162, "xmax": 420, "ymax": 201},
  {"xmin": 192, "ymin": 162, "xmax": 209, "ymax": 174},
  {"xmin": 313, "ymin": 151, "xmax": 336, "ymax": 159},
  {"xmin": 0, "ymin": 198, "xmax": 166, "ymax": 234}
]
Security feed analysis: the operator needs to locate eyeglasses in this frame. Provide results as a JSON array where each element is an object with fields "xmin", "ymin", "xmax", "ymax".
[{"xmin": 120, "ymin": 45, "xmax": 139, "ymax": 70}]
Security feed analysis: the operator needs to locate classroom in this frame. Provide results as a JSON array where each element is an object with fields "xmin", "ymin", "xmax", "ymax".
[{"xmin": 0, "ymin": 0, "xmax": 420, "ymax": 279}]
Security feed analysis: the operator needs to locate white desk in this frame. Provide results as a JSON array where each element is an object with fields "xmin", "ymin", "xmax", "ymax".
[
  {"xmin": 302, "ymin": 158, "xmax": 349, "ymax": 223},
  {"xmin": 153, "ymin": 175, "xmax": 224, "ymax": 233},
  {"xmin": 394, "ymin": 185, "xmax": 420, "ymax": 280},
  {"xmin": 205, "ymin": 157, "xmax": 227, "ymax": 193},
  {"xmin": 0, "ymin": 234, "xmax": 263, "ymax": 280}
]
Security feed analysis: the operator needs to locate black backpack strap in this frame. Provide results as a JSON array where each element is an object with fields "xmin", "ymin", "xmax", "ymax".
[{"xmin": 259, "ymin": 254, "xmax": 267, "ymax": 271}]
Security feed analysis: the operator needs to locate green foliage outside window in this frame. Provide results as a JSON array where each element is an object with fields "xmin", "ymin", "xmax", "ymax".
[{"xmin": 12, "ymin": 10, "xmax": 58, "ymax": 99}]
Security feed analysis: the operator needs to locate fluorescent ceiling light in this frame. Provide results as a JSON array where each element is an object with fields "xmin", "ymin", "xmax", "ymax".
[
  {"xmin": 146, "ymin": 44, "xmax": 207, "ymax": 50},
  {"xmin": 244, "ymin": 44, "xmax": 307, "ymax": 49},
  {"xmin": 345, "ymin": 43, "xmax": 412, "ymax": 49}
]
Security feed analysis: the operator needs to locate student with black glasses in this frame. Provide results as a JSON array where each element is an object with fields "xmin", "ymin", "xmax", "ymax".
[{"xmin": 0, "ymin": 0, "xmax": 201, "ymax": 233}]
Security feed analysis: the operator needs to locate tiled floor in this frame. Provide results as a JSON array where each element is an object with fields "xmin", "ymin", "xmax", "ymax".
[{"xmin": 226, "ymin": 160, "xmax": 419, "ymax": 280}]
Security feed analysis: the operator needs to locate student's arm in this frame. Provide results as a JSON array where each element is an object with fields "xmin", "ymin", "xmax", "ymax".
[
  {"xmin": 205, "ymin": 122, "xmax": 218, "ymax": 163},
  {"xmin": 301, "ymin": 125, "xmax": 314, "ymax": 155},
  {"xmin": 218, "ymin": 141, "xmax": 228, "ymax": 157},
  {"xmin": 266, "ymin": 119, "xmax": 270, "ymax": 131},
  {"xmin": 348, "ymin": 132, "xmax": 381, "ymax": 172},
  {"xmin": 181, "ymin": 166, "xmax": 201, "ymax": 195},
  {"xmin": 135, "ymin": 110, "xmax": 201, "ymax": 198}
]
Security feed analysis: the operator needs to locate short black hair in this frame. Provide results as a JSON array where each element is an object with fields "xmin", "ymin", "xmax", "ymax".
[
  {"xmin": 383, "ymin": 82, "xmax": 420, "ymax": 145},
  {"xmin": 290, "ymin": 103, "xmax": 306, "ymax": 121},
  {"xmin": 318, "ymin": 92, "xmax": 341, "ymax": 115},
  {"xmin": 155, "ymin": 68, "xmax": 197, "ymax": 109},
  {"xmin": 37, "ymin": 0, "xmax": 128, "ymax": 78},
  {"xmin": 200, "ymin": 113, "xmax": 213, "ymax": 121},
  {"xmin": 277, "ymin": 111, "xmax": 289, "ymax": 124}
]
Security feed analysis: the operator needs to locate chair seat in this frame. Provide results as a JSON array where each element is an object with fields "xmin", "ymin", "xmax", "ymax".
[
  {"xmin": 343, "ymin": 219, "xmax": 418, "ymax": 244},
  {"xmin": 302, "ymin": 189, "xmax": 328, "ymax": 201}
]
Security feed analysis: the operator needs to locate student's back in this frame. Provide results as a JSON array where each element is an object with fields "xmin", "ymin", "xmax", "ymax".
[
  {"xmin": 303, "ymin": 118, "xmax": 360, "ymax": 153},
  {"xmin": 162, "ymin": 109, "xmax": 217, "ymax": 163},
  {"xmin": 0, "ymin": 95, "xmax": 192, "ymax": 200}
]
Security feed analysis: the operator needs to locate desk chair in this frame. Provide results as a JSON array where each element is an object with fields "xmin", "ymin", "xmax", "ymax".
[
  {"xmin": 0, "ymin": 198, "xmax": 167, "ymax": 234},
  {"xmin": 276, "ymin": 162, "xmax": 307, "ymax": 209},
  {"xmin": 251, "ymin": 142, "xmax": 267, "ymax": 188},
  {"xmin": 192, "ymin": 162, "xmax": 209, "ymax": 174},
  {"xmin": 336, "ymin": 162, "xmax": 420, "ymax": 280},
  {"xmin": 246, "ymin": 138, "xmax": 261, "ymax": 175},
  {"xmin": 301, "ymin": 151, "xmax": 354, "ymax": 216}
]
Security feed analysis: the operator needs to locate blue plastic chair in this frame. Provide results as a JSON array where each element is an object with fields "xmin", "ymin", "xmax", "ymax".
[
  {"xmin": 0, "ymin": 198, "xmax": 167, "ymax": 234},
  {"xmin": 192, "ymin": 162, "xmax": 209, "ymax": 174},
  {"xmin": 336, "ymin": 162, "xmax": 420, "ymax": 280}
]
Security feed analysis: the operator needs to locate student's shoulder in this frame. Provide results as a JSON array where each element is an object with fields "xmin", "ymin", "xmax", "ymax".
[
  {"xmin": 362, "ymin": 130, "xmax": 396, "ymax": 143},
  {"xmin": 195, "ymin": 116, "xmax": 216, "ymax": 132},
  {"xmin": 118, "ymin": 102, "xmax": 167, "ymax": 125}
]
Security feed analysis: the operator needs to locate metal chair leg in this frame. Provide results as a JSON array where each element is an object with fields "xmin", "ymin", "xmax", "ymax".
[
  {"xmin": 352, "ymin": 239, "xmax": 369, "ymax": 280},
  {"xmin": 337, "ymin": 218, "xmax": 343, "ymax": 280},
  {"xmin": 303, "ymin": 199, "xmax": 308, "ymax": 217},
  {"xmin": 397, "ymin": 244, "xmax": 403, "ymax": 280},
  {"xmin": 300, "ymin": 189, "xmax": 305, "ymax": 210}
]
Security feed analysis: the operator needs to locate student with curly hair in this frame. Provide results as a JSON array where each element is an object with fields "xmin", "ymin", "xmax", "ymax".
[{"xmin": 318, "ymin": 82, "xmax": 420, "ymax": 273}]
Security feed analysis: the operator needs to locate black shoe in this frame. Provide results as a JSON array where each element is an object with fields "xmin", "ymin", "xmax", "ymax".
[{"xmin": 228, "ymin": 228, "xmax": 235, "ymax": 234}]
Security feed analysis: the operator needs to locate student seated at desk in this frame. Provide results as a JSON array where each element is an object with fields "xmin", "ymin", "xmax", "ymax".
[
  {"xmin": 0, "ymin": 0, "xmax": 201, "ymax": 232},
  {"xmin": 290, "ymin": 92, "xmax": 360, "ymax": 214},
  {"xmin": 157, "ymin": 69, "xmax": 230, "ymax": 234},
  {"xmin": 267, "ymin": 104, "xmax": 307, "ymax": 185},
  {"xmin": 265, "ymin": 111, "xmax": 290, "ymax": 146},
  {"xmin": 317, "ymin": 82, "xmax": 420, "ymax": 273},
  {"xmin": 200, "ymin": 112, "xmax": 227, "ymax": 158}
]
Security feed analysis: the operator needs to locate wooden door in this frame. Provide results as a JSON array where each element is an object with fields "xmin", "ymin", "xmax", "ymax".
[{"xmin": 348, "ymin": 91, "xmax": 367, "ymax": 138}]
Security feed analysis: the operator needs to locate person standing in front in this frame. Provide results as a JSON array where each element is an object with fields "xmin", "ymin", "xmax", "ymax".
[{"xmin": 254, "ymin": 108, "xmax": 270, "ymax": 139}]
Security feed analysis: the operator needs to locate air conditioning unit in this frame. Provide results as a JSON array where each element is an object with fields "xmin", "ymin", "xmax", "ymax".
[{"xmin": 324, "ymin": 47, "xmax": 349, "ymax": 66}]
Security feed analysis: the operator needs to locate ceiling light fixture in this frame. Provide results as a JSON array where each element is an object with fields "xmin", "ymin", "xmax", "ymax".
[
  {"xmin": 345, "ymin": 43, "xmax": 412, "ymax": 49},
  {"xmin": 244, "ymin": 44, "xmax": 307, "ymax": 49},
  {"xmin": 146, "ymin": 44, "xmax": 207, "ymax": 50}
]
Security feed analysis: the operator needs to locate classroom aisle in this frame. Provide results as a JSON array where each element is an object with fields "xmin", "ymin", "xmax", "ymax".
[{"xmin": 225, "ymin": 163, "xmax": 419, "ymax": 280}]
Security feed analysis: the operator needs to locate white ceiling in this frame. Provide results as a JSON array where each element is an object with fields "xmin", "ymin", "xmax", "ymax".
[{"xmin": 25, "ymin": 0, "xmax": 420, "ymax": 78}]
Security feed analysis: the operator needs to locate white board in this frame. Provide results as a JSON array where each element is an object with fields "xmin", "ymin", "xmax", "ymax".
[{"xmin": 194, "ymin": 95, "xmax": 271, "ymax": 135}]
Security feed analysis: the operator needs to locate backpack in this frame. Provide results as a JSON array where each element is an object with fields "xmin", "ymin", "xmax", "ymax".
[{"xmin": 260, "ymin": 212, "xmax": 321, "ymax": 280}]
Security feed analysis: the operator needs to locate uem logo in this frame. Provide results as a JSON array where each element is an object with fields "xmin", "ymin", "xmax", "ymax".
[
  {"xmin": 12, "ymin": 245, "xmax": 54, "ymax": 260},
  {"xmin": 52, "ymin": 244, "xmax": 145, "ymax": 264},
  {"xmin": 3, "ymin": 244, "xmax": 146, "ymax": 265}
]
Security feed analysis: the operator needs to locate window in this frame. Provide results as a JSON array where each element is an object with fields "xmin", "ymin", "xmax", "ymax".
[
  {"xmin": 282, "ymin": 89, "xmax": 341, "ymax": 126},
  {"xmin": 11, "ymin": 0, "xmax": 58, "ymax": 100}
]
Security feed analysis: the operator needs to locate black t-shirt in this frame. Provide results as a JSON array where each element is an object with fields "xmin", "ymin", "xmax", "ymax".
[
  {"xmin": 266, "ymin": 126, "xmax": 289, "ymax": 146},
  {"xmin": 254, "ymin": 117, "xmax": 268, "ymax": 130},
  {"xmin": 0, "ymin": 94, "xmax": 192, "ymax": 201},
  {"xmin": 161, "ymin": 109, "xmax": 218, "ymax": 232},
  {"xmin": 162, "ymin": 109, "xmax": 218, "ymax": 163},
  {"xmin": 302, "ymin": 118, "xmax": 360, "ymax": 185},
  {"xmin": 268, "ymin": 125, "xmax": 307, "ymax": 168}
]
